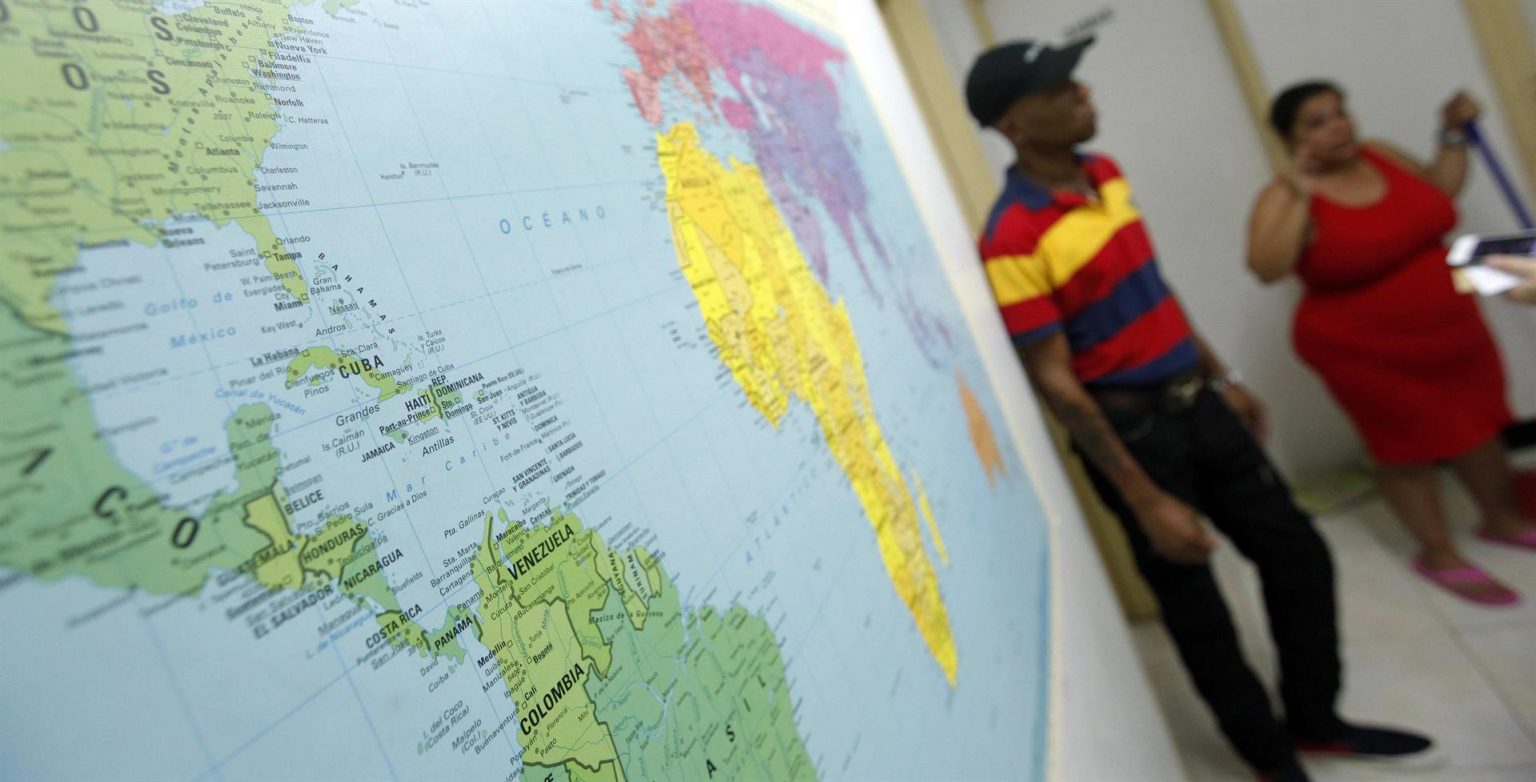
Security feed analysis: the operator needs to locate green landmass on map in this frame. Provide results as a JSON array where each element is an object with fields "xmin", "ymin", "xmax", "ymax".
[
  {"xmin": 0, "ymin": 1, "xmax": 818, "ymax": 777},
  {"xmin": 466, "ymin": 509, "xmax": 814, "ymax": 780},
  {"xmin": 0, "ymin": 0, "xmax": 312, "ymax": 336}
]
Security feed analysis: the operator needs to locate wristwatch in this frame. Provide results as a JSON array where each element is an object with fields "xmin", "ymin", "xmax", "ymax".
[{"xmin": 1209, "ymin": 369, "xmax": 1244, "ymax": 392}]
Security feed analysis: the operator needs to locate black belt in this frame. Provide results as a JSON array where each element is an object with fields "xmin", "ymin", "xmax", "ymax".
[{"xmin": 1088, "ymin": 369, "xmax": 1209, "ymax": 414}]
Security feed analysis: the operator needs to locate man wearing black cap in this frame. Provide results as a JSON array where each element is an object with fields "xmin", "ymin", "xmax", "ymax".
[{"xmin": 966, "ymin": 39, "xmax": 1433, "ymax": 782}]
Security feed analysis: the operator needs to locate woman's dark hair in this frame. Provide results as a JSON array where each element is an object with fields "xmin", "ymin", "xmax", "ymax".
[{"xmin": 1269, "ymin": 81, "xmax": 1344, "ymax": 138}]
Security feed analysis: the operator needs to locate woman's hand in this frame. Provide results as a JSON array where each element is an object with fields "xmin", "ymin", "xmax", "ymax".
[
  {"xmin": 1487, "ymin": 255, "xmax": 1536, "ymax": 305},
  {"xmin": 1441, "ymin": 91, "xmax": 1481, "ymax": 132},
  {"xmin": 1429, "ymin": 92, "xmax": 1477, "ymax": 195},
  {"xmin": 1285, "ymin": 138, "xmax": 1323, "ymax": 197}
]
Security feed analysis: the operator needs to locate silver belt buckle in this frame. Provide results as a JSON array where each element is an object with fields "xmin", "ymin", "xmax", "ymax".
[{"xmin": 1167, "ymin": 374, "xmax": 1202, "ymax": 409}]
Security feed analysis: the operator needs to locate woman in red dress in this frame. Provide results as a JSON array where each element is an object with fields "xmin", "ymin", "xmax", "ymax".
[{"xmin": 1246, "ymin": 82, "xmax": 1536, "ymax": 605}]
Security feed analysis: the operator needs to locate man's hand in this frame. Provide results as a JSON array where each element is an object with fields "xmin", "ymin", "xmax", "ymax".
[
  {"xmin": 1220, "ymin": 382, "xmax": 1269, "ymax": 444},
  {"xmin": 1487, "ymin": 255, "xmax": 1536, "ymax": 305},
  {"xmin": 1016, "ymin": 334, "xmax": 1216, "ymax": 563},
  {"xmin": 1131, "ymin": 490, "xmax": 1217, "ymax": 564}
]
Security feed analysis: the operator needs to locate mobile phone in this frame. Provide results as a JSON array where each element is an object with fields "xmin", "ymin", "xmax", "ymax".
[{"xmin": 1447, "ymin": 230, "xmax": 1532, "ymax": 296}]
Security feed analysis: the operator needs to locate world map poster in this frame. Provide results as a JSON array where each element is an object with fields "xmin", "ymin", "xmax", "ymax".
[{"xmin": 0, "ymin": 1, "xmax": 1051, "ymax": 779}]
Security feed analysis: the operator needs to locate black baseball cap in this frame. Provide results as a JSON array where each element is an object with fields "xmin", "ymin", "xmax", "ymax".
[{"xmin": 965, "ymin": 38, "xmax": 1095, "ymax": 126}]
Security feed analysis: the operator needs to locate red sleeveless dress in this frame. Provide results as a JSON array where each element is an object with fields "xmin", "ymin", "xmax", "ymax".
[{"xmin": 1293, "ymin": 146, "xmax": 1511, "ymax": 465}]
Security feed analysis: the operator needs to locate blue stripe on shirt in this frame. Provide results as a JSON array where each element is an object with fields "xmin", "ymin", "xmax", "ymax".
[
  {"xmin": 1063, "ymin": 258, "xmax": 1169, "ymax": 352},
  {"xmin": 1011, "ymin": 321, "xmax": 1063, "ymax": 348}
]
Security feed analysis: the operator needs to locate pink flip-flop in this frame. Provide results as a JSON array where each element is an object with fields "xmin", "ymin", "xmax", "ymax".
[
  {"xmin": 1476, "ymin": 526, "xmax": 1536, "ymax": 553},
  {"xmin": 1412, "ymin": 559, "xmax": 1520, "ymax": 606}
]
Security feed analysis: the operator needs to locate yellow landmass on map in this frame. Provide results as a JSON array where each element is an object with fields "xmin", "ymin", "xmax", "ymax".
[
  {"xmin": 656, "ymin": 123, "xmax": 957, "ymax": 684},
  {"xmin": 242, "ymin": 492, "xmax": 305, "ymax": 591},
  {"xmin": 913, "ymin": 473, "xmax": 949, "ymax": 567},
  {"xmin": 957, "ymin": 371, "xmax": 1007, "ymax": 488}
]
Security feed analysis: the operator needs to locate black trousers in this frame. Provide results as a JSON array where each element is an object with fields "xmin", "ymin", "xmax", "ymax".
[{"xmin": 1078, "ymin": 386, "xmax": 1342, "ymax": 771}]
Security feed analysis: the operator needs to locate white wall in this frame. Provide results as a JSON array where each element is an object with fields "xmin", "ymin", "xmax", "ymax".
[
  {"xmin": 1234, "ymin": 0, "xmax": 1536, "ymax": 421},
  {"xmin": 841, "ymin": 3, "xmax": 1184, "ymax": 779},
  {"xmin": 929, "ymin": 0, "xmax": 1363, "ymax": 481}
]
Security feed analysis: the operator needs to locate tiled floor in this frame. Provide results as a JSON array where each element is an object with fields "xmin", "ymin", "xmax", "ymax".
[{"xmin": 1132, "ymin": 462, "xmax": 1536, "ymax": 781}]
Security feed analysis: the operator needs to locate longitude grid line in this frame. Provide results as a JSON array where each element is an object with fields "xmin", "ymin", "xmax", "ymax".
[
  {"xmin": 132, "ymin": 594, "xmax": 226, "ymax": 781},
  {"xmin": 149, "ymin": 36, "xmax": 313, "ymax": 565},
  {"xmin": 47, "ymin": 24, "xmax": 291, "ymax": 782},
  {"xmin": 539, "ymin": 120, "xmax": 735, "ymax": 570},
  {"xmin": 307, "ymin": 20, "xmax": 448, "ymax": 584},
  {"xmin": 462, "ymin": 0, "xmax": 636, "ymax": 520},
  {"xmin": 258, "ymin": 0, "xmax": 476, "ymax": 723},
  {"xmin": 178, "ymin": 0, "xmax": 700, "ymax": 772},
  {"xmin": 581, "ymin": 77, "xmax": 713, "ymax": 430},
  {"xmin": 646, "ymin": 200, "xmax": 801, "ymax": 594},
  {"xmin": 275, "ymin": 14, "xmax": 533, "ymax": 779},
  {"xmin": 517, "ymin": 9, "xmax": 825, "ymax": 775},
  {"xmin": 675, "ymin": 126, "xmax": 970, "ymax": 682},
  {"xmin": 460, "ymin": 1, "xmax": 698, "ymax": 769},
  {"xmin": 188, "ymin": 5, "xmax": 488, "ymax": 776},
  {"xmin": 463, "ymin": 10, "xmax": 792, "ymax": 762},
  {"xmin": 16, "ymin": 13, "xmax": 276, "ymax": 780},
  {"xmin": 789, "ymin": 477, "xmax": 891, "ymax": 778},
  {"xmin": 545, "ymin": 4, "xmax": 940, "ymax": 772},
  {"xmin": 657, "ymin": 165, "xmax": 963, "ymax": 778},
  {"xmin": 371, "ymin": 0, "xmax": 556, "ymax": 760},
  {"xmin": 192, "ymin": 663, "xmax": 354, "ymax": 781},
  {"xmin": 131, "ymin": 211, "xmax": 240, "ymax": 782},
  {"xmin": 188, "ymin": 7, "xmax": 440, "ymax": 779},
  {"xmin": 490, "ymin": 14, "xmax": 794, "ymax": 773}
]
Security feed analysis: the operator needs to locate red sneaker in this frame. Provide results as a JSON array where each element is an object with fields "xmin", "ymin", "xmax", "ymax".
[{"xmin": 1294, "ymin": 723, "xmax": 1437, "ymax": 766}]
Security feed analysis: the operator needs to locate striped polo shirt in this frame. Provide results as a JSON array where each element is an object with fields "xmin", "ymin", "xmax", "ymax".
[{"xmin": 979, "ymin": 153, "xmax": 1199, "ymax": 387}]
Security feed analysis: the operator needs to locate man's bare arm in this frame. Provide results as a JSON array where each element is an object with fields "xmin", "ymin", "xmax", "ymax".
[
  {"xmin": 1017, "ymin": 332, "xmax": 1215, "ymax": 562},
  {"xmin": 1018, "ymin": 335, "xmax": 1154, "ymax": 501}
]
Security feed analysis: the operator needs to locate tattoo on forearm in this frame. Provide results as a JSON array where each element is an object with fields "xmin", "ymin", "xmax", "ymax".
[{"xmin": 1058, "ymin": 400, "xmax": 1130, "ymax": 476}]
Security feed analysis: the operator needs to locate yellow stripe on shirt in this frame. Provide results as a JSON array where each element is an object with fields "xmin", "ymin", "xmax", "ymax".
[
  {"xmin": 1037, "ymin": 177, "xmax": 1141, "ymax": 287},
  {"xmin": 985, "ymin": 252, "xmax": 1052, "ymax": 307}
]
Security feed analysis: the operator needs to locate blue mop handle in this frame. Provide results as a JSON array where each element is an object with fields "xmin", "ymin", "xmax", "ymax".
[{"xmin": 1464, "ymin": 120, "xmax": 1535, "ymax": 230}]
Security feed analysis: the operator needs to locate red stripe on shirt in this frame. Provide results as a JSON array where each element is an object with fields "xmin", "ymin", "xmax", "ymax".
[
  {"xmin": 1000, "ymin": 296, "xmax": 1060, "ymax": 338},
  {"xmin": 1071, "ymin": 296, "xmax": 1193, "ymax": 382},
  {"xmin": 1082, "ymin": 155, "xmax": 1122, "ymax": 183},
  {"xmin": 1052, "ymin": 222, "xmax": 1156, "ymax": 315}
]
